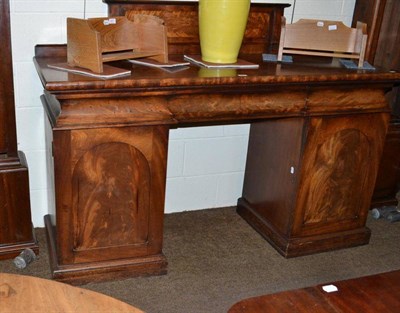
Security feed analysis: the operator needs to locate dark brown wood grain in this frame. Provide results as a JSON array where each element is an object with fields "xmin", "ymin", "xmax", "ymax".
[
  {"xmin": 45, "ymin": 123, "xmax": 168, "ymax": 283},
  {"xmin": 351, "ymin": 0, "xmax": 387, "ymax": 64},
  {"xmin": 35, "ymin": 1, "xmax": 400, "ymax": 283},
  {"xmin": 0, "ymin": 0, "xmax": 38, "ymax": 259},
  {"xmin": 353, "ymin": 0, "xmax": 400, "ymax": 207},
  {"xmin": 372, "ymin": 121, "xmax": 400, "ymax": 204},
  {"xmin": 228, "ymin": 270, "xmax": 400, "ymax": 313},
  {"xmin": 0, "ymin": 0, "xmax": 17, "ymax": 155},
  {"xmin": 238, "ymin": 111, "xmax": 389, "ymax": 257}
]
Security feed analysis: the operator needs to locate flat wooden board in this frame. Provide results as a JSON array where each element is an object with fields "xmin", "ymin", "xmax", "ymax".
[
  {"xmin": 0, "ymin": 273, "xmax": 144, "ymax": 313},
  {"xmin": 47, "ymin": 62, "xmax": 131, "ymax": 79}
]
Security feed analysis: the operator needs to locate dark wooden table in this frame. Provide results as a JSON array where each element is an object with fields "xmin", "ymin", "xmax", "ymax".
[
  {"xmin": 228, "ymin": 270, "xmax": 400, "ymax": 313},
  {"xmin": 33, "ymin": 1, "xmax": 400, "ymax": 284}
]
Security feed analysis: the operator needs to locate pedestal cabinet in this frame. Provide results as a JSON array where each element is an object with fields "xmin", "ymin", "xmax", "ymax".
[
  {"xmin": 238, "ymin": 93, "xmax": 389, "ymax": 257},
  {"xmin": 352, "ymin": 0, "xmax": 400, "ymax": 207},
  {"xmin": 45, "ymin": 123, "xmax": 169, "ymax": 280},
  {"xmin": 0, "ymin": 0, "xmax": 38, "ymax": 259}
]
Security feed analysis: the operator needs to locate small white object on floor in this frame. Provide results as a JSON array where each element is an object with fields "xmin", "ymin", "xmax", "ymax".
[{"xmin": 322, "ymin": 284, "xmax": 338, "ymax": 293}]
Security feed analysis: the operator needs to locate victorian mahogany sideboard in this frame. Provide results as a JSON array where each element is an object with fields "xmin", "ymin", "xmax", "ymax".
[
  {"xmin": 0, "ymin": 0, "xmax": 38, "ymax": 259},
  {"xmin": 34, "ymin": 1, "xmax": 400, "ymax": 284}
]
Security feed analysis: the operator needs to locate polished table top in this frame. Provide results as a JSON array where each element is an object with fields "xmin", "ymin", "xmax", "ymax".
[
  {"xmin": 228, "ymin": 270, "xmax": 400, "ymax": 313},
  {"xmin": 34, "ymin": 50, "xmax": 400, "ymax": 93}
]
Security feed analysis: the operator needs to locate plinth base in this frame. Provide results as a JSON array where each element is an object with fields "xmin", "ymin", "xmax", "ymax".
[
  {"xmin": 0, "ymin": 229, "xmax": 39, "ymax": 260},
  {"xmin": 0, "ymin": 151, "xmax": 39, "ymax": 260},
  {"xmin": 44, "ymin": 215, "xmax": 168, "ymax": 285},
  {"xmin": 237, "ymin": 199, "xmax": 371, "ymax": 258}
]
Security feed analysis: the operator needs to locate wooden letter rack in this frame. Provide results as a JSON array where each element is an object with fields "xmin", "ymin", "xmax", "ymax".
[
  {"xmin": 278, "ymin": 18, "xmax": 368, "ymax": 68},
  {"xmin": 67, "ymin": 14, "xmax": 168, "ymax": 73}
]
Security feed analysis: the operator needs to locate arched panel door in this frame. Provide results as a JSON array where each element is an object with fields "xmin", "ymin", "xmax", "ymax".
[
  {"xmin": 72, "ymin": 142, "xmax": 150, "ymax": 254},
  {"xmin": 294, "ymin": 113, "xmax": 388, "ymax": 237}
]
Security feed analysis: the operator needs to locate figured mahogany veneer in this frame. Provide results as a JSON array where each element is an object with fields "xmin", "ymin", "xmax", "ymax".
[
  {"xmin": 105, "ymin": 0, "xmax": 289, "ymax": 56},
  {"xmin": 33, "ymin": 0, "xmax": 400, "ymax": 284}
]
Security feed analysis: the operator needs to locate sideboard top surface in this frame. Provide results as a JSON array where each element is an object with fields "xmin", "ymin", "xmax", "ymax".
[
  {"xmin": 34, "ymin": 0, "xmax": 400, "ymax": 93},
  {"xmin": 34, "ymin": 51, "xmax": 400, "ymax": 93}
]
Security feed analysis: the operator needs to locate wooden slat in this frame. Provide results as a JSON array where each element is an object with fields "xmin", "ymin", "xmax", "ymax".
[{"xmin": 282, "ymin": 49, "xmax": 360, "ymax": 59}]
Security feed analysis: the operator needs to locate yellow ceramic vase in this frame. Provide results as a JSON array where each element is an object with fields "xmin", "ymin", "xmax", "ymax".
[{"xmin": 199, "ymin": 0, "xmax": 251, "ymax": 64}]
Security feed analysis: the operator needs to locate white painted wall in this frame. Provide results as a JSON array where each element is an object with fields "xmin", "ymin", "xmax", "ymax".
[{"xmin": 9, "ymin": 0, "xmax": 355, "ymax": 227}]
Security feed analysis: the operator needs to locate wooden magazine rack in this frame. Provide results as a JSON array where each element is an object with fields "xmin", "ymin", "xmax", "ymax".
[
  {"xmin": 278, "ymin": 18, "xmax": 368, "ymax": 68},
  {"xmin": 67, "ymin": 14, "xmax": 168, "ymax": 73}
]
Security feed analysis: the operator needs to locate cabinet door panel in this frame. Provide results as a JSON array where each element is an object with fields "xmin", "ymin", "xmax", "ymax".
[
  {"xmin": 294, "ymin": 114, "xmax": 388, "ymax": 236},
  {"xmin": 72, "ymin": 142, "xmax": 150, "ymax": 251},
  {"xmin": 53, "ymin": 125, "xmax": 168, "ymax": 264}
]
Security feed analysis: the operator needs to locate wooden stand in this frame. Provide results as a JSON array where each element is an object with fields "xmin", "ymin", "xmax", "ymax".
[
  {"xmin": 67, "ymin": 14, "xmax": 168, "ymax": 73},
  {"xmin": 278, "ymin": 18, "xmax": 368, "ymax": 67},
  {"xmin": 0, "ymin": 0, "xmax": 38, "ymax": 259}
]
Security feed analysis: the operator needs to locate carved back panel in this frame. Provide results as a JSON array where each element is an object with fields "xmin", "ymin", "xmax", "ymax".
[{"xmin": 105, "ymin": 1, "xmax": 289, "ymax": 55}]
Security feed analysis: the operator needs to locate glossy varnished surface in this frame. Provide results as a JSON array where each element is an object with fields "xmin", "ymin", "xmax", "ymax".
[
  {"xmin": 35, "ymin": 50, "xmax": 399, "ymax": 130},
  {"xmin": 34, "ymin": 52, "xmax": 400, "ymax": 93},
  {"xmin": 228, "ymin": 270, "xmax": 400, "ymax": 313}
]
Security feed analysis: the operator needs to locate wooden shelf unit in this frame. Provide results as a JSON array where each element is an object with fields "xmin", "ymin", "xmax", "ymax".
[{"xmin": 67, "ymin": 14, "xmax": 168, "ymax": 73}]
